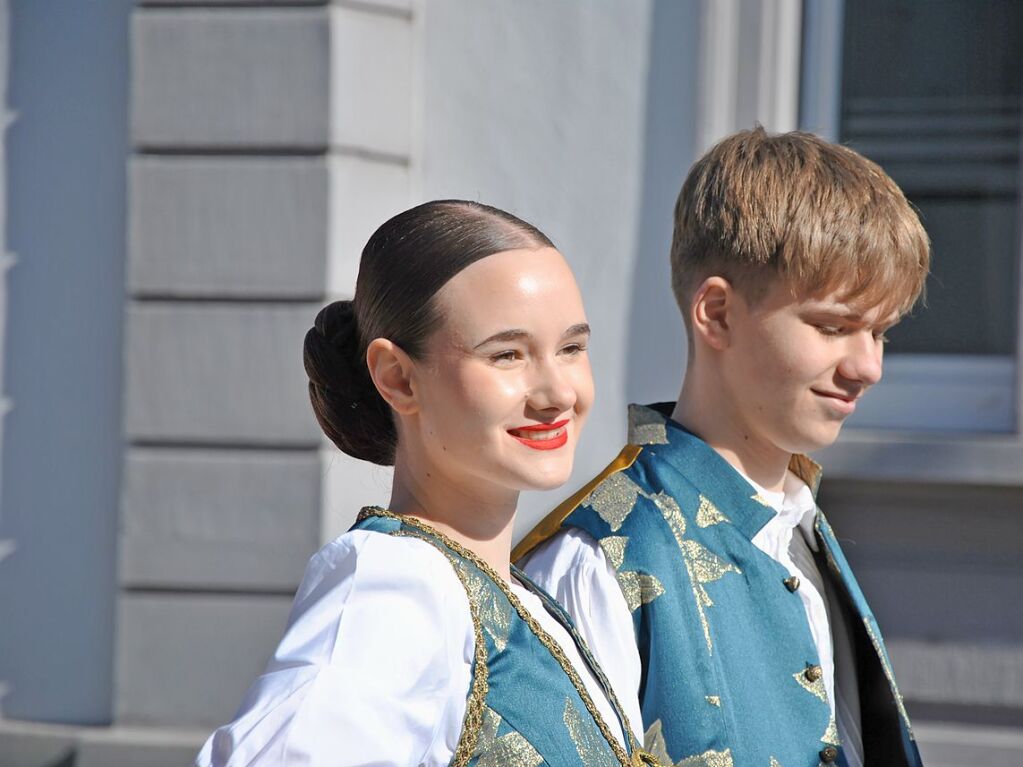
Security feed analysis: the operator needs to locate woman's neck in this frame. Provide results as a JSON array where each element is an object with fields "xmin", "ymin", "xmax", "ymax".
[{"xmin": 388, "ymin": 454, "xmax": 519, "ymax": 582}]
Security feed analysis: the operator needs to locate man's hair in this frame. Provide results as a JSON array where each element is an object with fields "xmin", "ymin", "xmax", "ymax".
[{"xmin": 670, "ymin": 127, "xmax": 930, "ymax": 328}]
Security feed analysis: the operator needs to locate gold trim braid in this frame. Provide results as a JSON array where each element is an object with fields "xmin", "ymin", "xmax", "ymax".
[
  {"xmin": 511, "ymin": 444, "xmax": 643, "ymax": 562},
  {"xmin": 360, "ymin": 507, "xmax": 640, "ymax": 767}
]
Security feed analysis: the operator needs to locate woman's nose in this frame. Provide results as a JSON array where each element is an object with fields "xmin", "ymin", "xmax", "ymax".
[{"xmin": 526, "ymin": 360, "xmax": 577, "ymax": 413}]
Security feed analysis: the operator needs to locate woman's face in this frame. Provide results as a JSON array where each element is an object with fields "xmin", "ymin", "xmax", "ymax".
[{"xmin": 408, "ymin": 246, "xmax": 593, "ymax": 496}]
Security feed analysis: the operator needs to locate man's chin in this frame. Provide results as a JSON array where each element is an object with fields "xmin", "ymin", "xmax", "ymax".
[
  {"xmin": 781, "ymin": 420, "xmax": 846, "ymax": 455},
  {"xmin": 798, "ymin": 425, "xmax": 845, "ymax": 454}
]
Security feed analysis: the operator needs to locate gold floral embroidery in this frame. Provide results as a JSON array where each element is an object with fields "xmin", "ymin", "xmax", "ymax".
[
  {"xmin": 600, "ymin": 536, "xmax": 665, "ymax": 611},
  {"xmin": 793, "ymin": 669, "xmax": 828, "ymax": 704},
  {"xmin": 644, "ymin": 720, "xmax": 672, "ymax": 765},
  {"xmin": 565, "ymin": 697, "xmax": 620, "ymax": 767},
  {"xmin": 679, "ymin": 751, "xmax": 733, "ymax": 767},
  {"xmin": 705, "ymin": 695, "xmax": 721, "ymax": 707},
  {"xmin": 628, "ymin": 404, "xmax": 670, "ymax": 445},
  {"xmin": 695, "ymin": 495, "xmax": 730, "ymax": 527},
  {"xmin": 769, "ymin": 759, "xmax": 782, "ymax": 767},
  {"xmin": 473, "ymin": 707, "xmax": 544, "ymax": 767},
  {"xmin": 455, "ymin": 560, "xmax": 513, "ymax": 652},
  {"xmin": 618, "ymin": 571, "xmax": 667, "ymax": 612},
  {"xmin": 653, "ymin": 491, "xmax": 740, "ymax": 654},
  {"xmin": 644, "ymin": 719, "xmax": 732, "ymax": 767},
  {"xmin": 863, "ymin": 615, "xmax": 915, "ymax": 740},
  {"xmin": 600, "ymin": 535, "xmax": 629, "ymax": 569},
  {"xmin": 821, "ymin": 714, "xmax": 840, "ymax": 746},
  {"xmin": 585, "ymin": 472, "xmax": 644, "ymax": 532},
  {"xmin": 751, "ymin": 493, "xmax": 773, "ymax": 507}
]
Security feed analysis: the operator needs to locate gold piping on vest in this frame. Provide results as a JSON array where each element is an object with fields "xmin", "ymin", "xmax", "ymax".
[{"xmin": 359, "ymin": 507, "xmax": 646, "ymax": 767}]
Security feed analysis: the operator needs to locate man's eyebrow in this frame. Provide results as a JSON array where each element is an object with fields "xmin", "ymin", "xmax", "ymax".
[
  {"xmin": 563, "ymin": 323, "xmax": 591, "ymax": 339},
  {"xmin": 806, "ymin": 304, "xmax": 863, "ymax": 320},
  {"xmin": 807, "ymin": 304, "xmax": 900, "ymax": 327}
]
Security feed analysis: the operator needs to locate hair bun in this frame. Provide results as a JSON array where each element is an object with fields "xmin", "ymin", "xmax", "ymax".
[{"xmin": 303, "ymin": 300, "xmax": 396, "ymax": 465}]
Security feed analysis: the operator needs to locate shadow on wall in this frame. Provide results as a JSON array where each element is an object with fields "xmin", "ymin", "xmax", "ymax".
[
  {"xmin": 0, "ymin": 0, "xmax": 133, "ymax": 724},
  {"xmin": 626, "ymin": 0, "xmax": 698, "ymax": 407}
]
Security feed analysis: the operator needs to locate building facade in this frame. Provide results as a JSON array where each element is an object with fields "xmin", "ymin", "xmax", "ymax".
[{"xmin": 0, "ymin": 1, "xmax": 1021, "ymax": 765}]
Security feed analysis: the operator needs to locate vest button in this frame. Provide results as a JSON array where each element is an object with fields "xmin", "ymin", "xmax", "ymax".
[
  {"xmin": 820, "ymin": 745, "xmax": 839, "ymax": 762},
  {"xmin": 783, "ymin": 576, "xmax": 800, "ymax": 592},
  {"xmin": 804, "ymin": 664, "xmax": 823, "ymax": 682}
]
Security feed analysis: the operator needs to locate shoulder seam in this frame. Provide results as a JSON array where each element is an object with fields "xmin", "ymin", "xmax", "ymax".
[{"xmin": 511, "ymin": 444, "xmax": 642, "ymax": 562}]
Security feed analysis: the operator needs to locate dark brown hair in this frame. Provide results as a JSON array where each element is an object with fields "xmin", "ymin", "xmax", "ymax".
[
  {"xmin": 303, "ymin": 200, "xmax": 554, "ymax": 466},
  {"xmin": 670, "ymin": 127, "xmax": 930, "ymax": 328}
]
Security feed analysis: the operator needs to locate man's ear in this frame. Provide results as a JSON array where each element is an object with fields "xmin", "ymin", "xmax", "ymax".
[
  {"xmin": 690, "ymin": 276, "xmax": 733, "ymax": 351},
  {"xmin": 366, "ymin": 338, "xmax": 418, "ymax": 415}
]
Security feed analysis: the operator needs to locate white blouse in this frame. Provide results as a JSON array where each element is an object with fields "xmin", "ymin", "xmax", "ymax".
[{"xmin": 195, "ymin": 528, "xmax": 628, "ymax": 767}]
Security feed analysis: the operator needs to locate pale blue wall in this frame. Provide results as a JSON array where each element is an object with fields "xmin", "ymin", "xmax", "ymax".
[
  {"xmin": 626, "ymin": 0, "xmax": 700, "ymax": 407},
  {"xmin": 0, "ymin": 0, "xmax": 132, "ymax": 723}
]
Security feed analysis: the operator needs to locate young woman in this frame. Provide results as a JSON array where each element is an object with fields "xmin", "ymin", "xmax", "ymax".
[{"xmin": 195, "ymin": 200, "xmax": 656, "ymax": 767}]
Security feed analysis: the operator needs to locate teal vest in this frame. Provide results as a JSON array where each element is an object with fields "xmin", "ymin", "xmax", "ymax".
[
  {"xmin": 515, "ymin": 404, "xmax": 921, "ymax": 767},
  {"xmin": 352, "ymin": 508, "xmax": 657, "ymax": 767}
]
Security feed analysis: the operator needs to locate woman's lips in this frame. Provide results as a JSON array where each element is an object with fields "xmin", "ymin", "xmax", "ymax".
[{"xmin": 507, "ymin": 419, "xmax": 570, "ymax": 450}]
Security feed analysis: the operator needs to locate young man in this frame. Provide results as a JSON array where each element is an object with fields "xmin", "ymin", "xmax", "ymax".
[{"xmin": 515, "ymin": 128, "xmax": 929, "ymax": 767}]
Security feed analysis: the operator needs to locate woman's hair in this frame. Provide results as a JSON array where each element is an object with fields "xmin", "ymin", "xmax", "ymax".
[{"xmin": 304, "ymin": 199, "xmax": 555, "ymax": 466}]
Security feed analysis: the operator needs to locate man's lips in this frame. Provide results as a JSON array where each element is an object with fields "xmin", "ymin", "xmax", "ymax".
[
  {"xmin": 507, "ymin": 419, "xmax": 570, "ymax": 450},
  {"xmin": 812, "ymin": 389, "xmax": 860, "ymax": 414}
]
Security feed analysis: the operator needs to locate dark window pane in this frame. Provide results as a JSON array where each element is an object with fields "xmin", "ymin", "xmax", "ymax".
[{"xmin": 840, "ymin": 0, "xmax": 1022, "ymax": 355}]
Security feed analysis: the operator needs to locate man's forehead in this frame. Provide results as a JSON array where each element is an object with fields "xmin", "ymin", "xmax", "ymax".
[{"xmin": 798, "ymin": 291, "xmax": 901, "ymax": 324}]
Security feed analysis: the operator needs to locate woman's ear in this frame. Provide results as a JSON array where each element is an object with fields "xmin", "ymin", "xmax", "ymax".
[
  {"xmin": 366, "ymin": 338, "xmax": 418, "ymax": 415},
  {"xmin": 690, "ymin": 276, "xmax": 733, "ymax": 351}
]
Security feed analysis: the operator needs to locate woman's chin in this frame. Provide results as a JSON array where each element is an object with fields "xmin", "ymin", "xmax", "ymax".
[{"xmin": 517, "ymin": 461, "xmax": 575, "ymax": 492}]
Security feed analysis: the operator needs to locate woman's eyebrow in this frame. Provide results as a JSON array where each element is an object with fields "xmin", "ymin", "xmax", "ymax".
[
  {"xmin": 473, "ymin": 329, "xmax": 530, "ymax": 349},
  {"xmin": 472, "ymin": 323, "xmax": 590, "ymax": 350}
]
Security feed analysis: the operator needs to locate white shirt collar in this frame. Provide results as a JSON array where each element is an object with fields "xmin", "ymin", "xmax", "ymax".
[{"xmin": 742, "ymin": 470, "xmax": 819, "ymax": 549}]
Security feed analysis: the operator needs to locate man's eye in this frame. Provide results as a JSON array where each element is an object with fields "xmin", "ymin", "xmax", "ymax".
[
  {"xmin": 814, "ymin": 325, "xmax": 842, "ymax": 336},
  {"xmin": 560, "ymin": 343, "xmax": 587, "ymax": 356}
]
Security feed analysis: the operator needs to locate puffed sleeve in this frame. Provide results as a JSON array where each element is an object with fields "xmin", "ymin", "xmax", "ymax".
[
  {"xmin": 195, "ymin": 530, "xmax": 474, "ymax": 767},
  {"xmin": 519, "ymin": 527, "xmax": 644, "ymax": 741}
]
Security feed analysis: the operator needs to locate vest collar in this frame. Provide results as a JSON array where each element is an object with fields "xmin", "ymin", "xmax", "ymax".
[{"xmin": 627, "ymin": 402, "xmax": 823, "ymax": 540}]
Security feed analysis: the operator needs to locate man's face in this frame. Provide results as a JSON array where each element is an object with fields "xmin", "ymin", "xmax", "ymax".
[{"xmin": 720, "ymin": 278, "xmax": 898, "ymax": 455}]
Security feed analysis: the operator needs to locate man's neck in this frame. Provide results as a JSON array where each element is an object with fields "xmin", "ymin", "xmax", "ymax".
[{"xmin": 672, "ymin": 374, "xmax": 792, "ymax": 493}]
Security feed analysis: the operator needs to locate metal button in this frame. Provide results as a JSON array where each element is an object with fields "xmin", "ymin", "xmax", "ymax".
[
  {"xmin": 783, "ymin": 576, "xmax": 800, "ymax": 592},
  {"xmin": 820, "ymin": 745, "xmax": 839, "ymax": 762},
  {"xmin": 804, "ymin": 664, "xmax": 823, "ymax": 683}
]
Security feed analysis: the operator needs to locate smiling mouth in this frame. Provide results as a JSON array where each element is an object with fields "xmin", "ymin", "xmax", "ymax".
[
  {"xmin": 508, "ymin": 420, "xmax": 569, "ymax": 450},
  {"xmin": 812, "ymin": 389, "xmax": 859, "ymax": 414}
]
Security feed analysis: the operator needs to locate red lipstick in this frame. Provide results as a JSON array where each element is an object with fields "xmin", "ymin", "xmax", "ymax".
[{"xmin": 507, "ymin": 419, "xmax": 570, "ymax": 451}]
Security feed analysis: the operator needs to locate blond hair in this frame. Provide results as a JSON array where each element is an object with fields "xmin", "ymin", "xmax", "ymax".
[{"xmin": 670, "ymin": 127, "xmax": 930, "ymax": 326}]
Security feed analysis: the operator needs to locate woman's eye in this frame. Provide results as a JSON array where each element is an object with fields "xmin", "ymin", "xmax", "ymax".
[
  {"xmin": 560, "ymin": 343, "xmax": 587, "ymax": 356},
  {"xmin": 814, "ymin": 324, "xmax": 843, "ymax": 336},
  {"xmin": 490, "ymin": 350, "xmax": 519, "ymax": 363}
]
